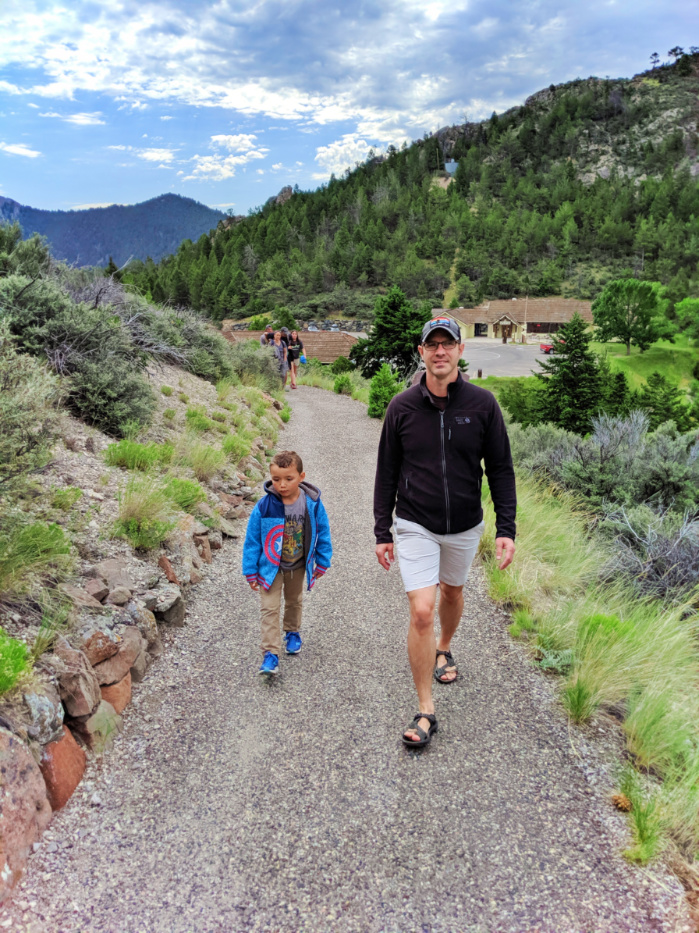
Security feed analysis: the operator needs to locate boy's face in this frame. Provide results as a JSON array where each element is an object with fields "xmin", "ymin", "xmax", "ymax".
[{"xmin": 270, "ymin": 463, "xmax": 305, "ymax": 503}]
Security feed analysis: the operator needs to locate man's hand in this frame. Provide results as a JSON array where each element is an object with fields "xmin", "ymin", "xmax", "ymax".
[
  {"xmin": 495, "ymin": 537, "xmax": 515, "ymax": 571},
  {"xmin": 248, "ymin": 580, "xmax": 259, "ymax": 592},
  {"xmin": 375, "ymin": 543, "xmax": 395, "ymax": 571}
]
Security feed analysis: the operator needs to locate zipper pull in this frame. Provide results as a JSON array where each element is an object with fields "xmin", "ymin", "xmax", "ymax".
[{"xmin": 449, "ymin": 428, "xmax": 451, "ymax": 440}]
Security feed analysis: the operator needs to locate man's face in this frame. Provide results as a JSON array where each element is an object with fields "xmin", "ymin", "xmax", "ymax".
[
  {"xmin": 270, "ymin": 462, "xmax": 305, "ymax": 503},
  {"xmin": 418, "ymin": 329, "xmax": 464, "ymax": 379}
]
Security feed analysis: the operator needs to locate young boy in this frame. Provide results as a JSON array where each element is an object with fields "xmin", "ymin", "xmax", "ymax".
[{"xmin": 242, "ymin": 450, "xmax": 332, "ymax": 675}]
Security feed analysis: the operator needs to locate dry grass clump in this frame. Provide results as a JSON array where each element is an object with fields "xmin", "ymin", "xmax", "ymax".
[
  {"xmin": 175, "ymin": 435, "xmax": 226, "ymax": 482},
  {"xmin": 113, "ymin": 474, "xmax": 175, "ymax": 549}
]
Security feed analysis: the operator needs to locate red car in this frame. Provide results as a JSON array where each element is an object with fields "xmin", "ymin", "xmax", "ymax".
[{"xmin": 540, "ymin": 339, "xmax": 564, "ymax": 354}]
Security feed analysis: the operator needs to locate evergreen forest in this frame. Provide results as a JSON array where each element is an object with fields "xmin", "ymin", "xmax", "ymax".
[{"xmin": 125, "ymin": 55, "xmax": 699, "ymax": 323}]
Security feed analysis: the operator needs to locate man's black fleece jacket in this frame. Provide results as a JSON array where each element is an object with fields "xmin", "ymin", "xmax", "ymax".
[{"xmin": 373, "ymin": 373, "xmax": 517, "ymax": 543}]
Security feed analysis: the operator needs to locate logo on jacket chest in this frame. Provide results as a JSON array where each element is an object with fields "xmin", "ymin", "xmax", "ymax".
[
  {"xmin": 454, "ymin": 416, "xmax": 471, "ymax": 425},
  {"xmin": 264, "ymin": 524, "xmax": 284, "ymax": 564}
]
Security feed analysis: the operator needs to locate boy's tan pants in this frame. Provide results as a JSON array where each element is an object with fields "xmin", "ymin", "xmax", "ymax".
[{"xmin": 260, "ymin": 568, "xmax": 304, "ymax": 655}]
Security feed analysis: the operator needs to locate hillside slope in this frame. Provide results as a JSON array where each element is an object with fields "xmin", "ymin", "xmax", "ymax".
[
  {"xmin": 0, "ymin": 193, "xmax": 225, "ymax": 267},
  {"xmin": 125, "ymin": 54, "xmax": 699, "ymax": 320}
]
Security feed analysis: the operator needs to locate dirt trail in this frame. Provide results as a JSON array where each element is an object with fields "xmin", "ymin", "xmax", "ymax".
[{"xmin": 1, "ymin": 386, "xmax": 692, "ymax": 932}]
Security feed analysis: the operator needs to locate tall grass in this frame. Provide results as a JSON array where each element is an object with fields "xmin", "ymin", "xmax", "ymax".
[
  {"xmin": 481, "ymin": 472, "xmax": 699, "ymax": 862},
  {"xmin": 0, "ymin": 519, "xmax": 72, "ymax": 599},
  {"xmin": 105, "ymin": 439, "xmax": 174, "ymax": 471},
  {"xmin": 176, "ymin": 435, "xmax": 227, "ymax": 482},
  {"xmin": 113, "ymin": 474, "xmax": 175, "ymax": 549},
  {"xmin": 0, "ymin": 627, "xmax": 30, "ymax": 695},
  {"xmin": 298, "ymin": 364, "xmax": 371, "ymax": 403}
]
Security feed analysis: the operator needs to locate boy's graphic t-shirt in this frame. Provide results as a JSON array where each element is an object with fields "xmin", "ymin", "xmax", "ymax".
[{"xmin": 280, "ymin": 489, "xmax": 306, "ymax": 571}]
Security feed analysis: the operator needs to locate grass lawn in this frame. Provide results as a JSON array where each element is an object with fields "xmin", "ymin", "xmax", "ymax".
[
  {"xmin": 590, "ymin": 335, "xmax": 698, "ymax": 390},
  {"xmin": 469, "ymin": 374, "xmax": 533, "ymax": 399}
]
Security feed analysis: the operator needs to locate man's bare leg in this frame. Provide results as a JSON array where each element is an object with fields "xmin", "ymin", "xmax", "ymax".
[
  {"xmin": 435, "ymin": 581, "xmax": 463, "ymax": 682},
  {"xmin": 404, "ymin": 585, "xmax": 438, "ymax": 741}
]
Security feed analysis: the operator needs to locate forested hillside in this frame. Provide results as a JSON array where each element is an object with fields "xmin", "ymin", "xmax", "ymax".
[
  {"xmin": 0, "ymin": 194, "xmax": 225, "ymax": 267},
  {"xmin": 126, "ymin": 54, "xmax": 699, "ymax": 321}
]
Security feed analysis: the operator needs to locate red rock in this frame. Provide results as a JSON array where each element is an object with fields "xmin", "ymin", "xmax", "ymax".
[
  {"xmin": 158, "ymin": 555, "xmax": 180, "ymax": 584},
  {"xmin": 82, "ymin": 629, "xmax": 120, "ymax": 666},
  {"xmin": 219, "ymin": 493, "xmax": 243, "ymax": 506},
  {"xmin": 190, "ymin": 568, "xmax": 203, "ymax": 585},
  {"xmin": 193, "ymin": 534, "xmax": 212, "ymax": 564},
  {"xmin": 69, "ymin": 701, "xmax": 122, "ymax": 754},
  {"xmin": 0, "ymin": 729, "xmax": 52, "ymax": 901},
  {"xmin": 100, "ymin": 672, "xmax": 132, "ymax": 714},
  {"xmin": 57, "ymin": 583, "xmax": 103, "ymax": 609},
  {"xmin": 52, "ymin": 642, "xmax": 101, "ymax": 718},
  {"xmin": 92, "ymin": 627, "xmax": 144, "ymax": 685},
  {"xmin": 84, "ymin": 578, "xmax": 109, "ymax": 602},
  {"xmin": 39, "ymin": 727, "xmax": 86, "ymax": 810}
]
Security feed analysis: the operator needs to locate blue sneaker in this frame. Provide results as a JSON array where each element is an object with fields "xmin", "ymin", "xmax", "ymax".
[
  {"xmin": 258, "ymin": 652, "xmax": 279, "ymax": 675},
  {"xmin": 284, "ymin": 632, "xmax": 302, "ymax": 655}
]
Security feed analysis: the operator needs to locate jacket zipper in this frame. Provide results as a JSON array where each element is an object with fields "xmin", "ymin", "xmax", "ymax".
[{"xmin": 440, "ymin": 411, "xmax": 450, "ymax": 533}]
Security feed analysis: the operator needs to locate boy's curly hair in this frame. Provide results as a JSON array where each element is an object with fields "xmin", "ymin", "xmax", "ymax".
[{"xmin": 271, "ymin": 450, "xmax": 303, "ymax": 473}]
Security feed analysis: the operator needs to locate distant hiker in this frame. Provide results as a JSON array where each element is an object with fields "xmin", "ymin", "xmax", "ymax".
[
  {"xmin": 280, "ymin": 327, "xmax": 291, "ymax": 388},
  {"xmin": 270, "ymin": 330, "xmax": 288, "ymax": 385},
  {"xmin": 287, "ymin": 330, "xmax": 304, "ymax": 389},
  {"xmin": 243, "ymin": 450, "xmax": 332, "ymax": 676},
  {"xmin": 373, "ymin": 316, "xmax": 516, "ymax": 748},
  {"xmin": 260, "ymin": 323, "xmax": 274, "ymax": 346}
]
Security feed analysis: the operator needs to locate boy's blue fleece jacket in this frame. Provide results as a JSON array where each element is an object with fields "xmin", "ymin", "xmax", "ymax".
[{"xmin": 242, "ymin": 480, "xmax": 332, "ymax": 591}]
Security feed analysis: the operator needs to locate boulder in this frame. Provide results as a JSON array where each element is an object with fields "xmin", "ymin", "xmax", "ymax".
[
  {"xmin": 219, "ymin": 517, "xmax": 240, "ymax": 539},
  {"xmin": 125, "ymin": 605, "xmax": 158, "ymax": 648},
  {"xmin": 100, "ymin": 672, "xmax": 132, "ymax": 714},
  {"xmin": 107, "ymin": 586, "xmax": 131, "ymax": 606},
  {"xmin": 129, "ymin": 648, "xmax": 150, "ymax": 683},
  {"xmin": 0, "ymin": 729, "xmax": 52, "ymax": 901},
  {"xmin": 158, "ymin": 555, "xmax": 180, "ymax": 585},
  {"xmin": 208, "ymin": 530, "xmax": 223, "ymax": 550},
  {"xmin": 22, "ymin": 684, "xmax": 64, "ymax": 745},
  {"xmin": 51, "ymin": 641, "xmax": 101, "ymax": 718},
  {"xmin": 72, "ymin": 620, "xmax": 121, "ymax": 666},
  {"xmin": 39, "ymin": 726, "xmax": 86, "ymax": 810},
  {"xmin": 219, "ymin": 493, "xmax": 244, "ymax": 507},
  {"xmin": 57, "ymin": 583, "xmax": 103, "ymax": 610},
  {"xmin": 92, "ymin": 558, "xmax": 135, "ymax": 592},
  {"xmin": 84, "ymin": 579, "xmax": 109, "ymax": 602},
  {"xmin": 92, "ymin": 627, "xmax": 144, "ymax": 686},
  {"xmin": 69, "ymin": 700, "xmax": 122, "ymax": 755},
  {"xmin": 193, "ymin": 534, "xmax": 212, "ymax": 564}
]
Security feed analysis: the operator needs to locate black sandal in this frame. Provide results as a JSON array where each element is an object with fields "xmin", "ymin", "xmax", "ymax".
[
  {"xmin": 434, "ymin": 649, "xmax": 458, "ymax": 684},
  {"xmin": 401, "ymin": 712, "xmax": 438, "ymax": 748}
]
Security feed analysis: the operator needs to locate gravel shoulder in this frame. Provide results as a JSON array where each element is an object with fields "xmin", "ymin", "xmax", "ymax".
[{"xmin": 1, "ymin": 386, "xmax": 693, "ymax": 932}]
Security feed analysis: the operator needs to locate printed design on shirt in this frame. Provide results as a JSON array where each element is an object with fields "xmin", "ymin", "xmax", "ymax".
[
  {"xmin": 264, "ymin": 524, "xmax": 284, "ymax": 565},
  {"xmin": 455, "ymin": 416, "xmax": 471, "ymax": 424},
  {"xmin": 282, "ymin": 516, "xmax": 304, "ymax": 565}
]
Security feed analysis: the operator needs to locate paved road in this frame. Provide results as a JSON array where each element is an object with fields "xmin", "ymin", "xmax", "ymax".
[
  {"xmin": 461, "ymin": 338, "xmax": 546, "ymax": 379},
  {"xmin": 3, "ymin": 387, "xmax": 691, "ymax": 932}
]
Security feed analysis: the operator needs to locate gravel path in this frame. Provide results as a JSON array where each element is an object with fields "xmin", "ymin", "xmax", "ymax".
[{"xmin": 2, "ymin": 386, "xmax": 693, "ymax": 932}]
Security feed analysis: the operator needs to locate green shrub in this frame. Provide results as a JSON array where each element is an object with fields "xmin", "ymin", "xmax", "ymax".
[
  {"xmin": 280, "ymin": 404, "xmax": 291, "ymax": 424},
  {"xmin": 0, "ymin": 323, "xmax": 61, "ymax": 490},
  {"xmin": 163, "ymin": 408, "xmax": 176, "ymax": 420},
  {"xmin": 0, "ymin": 628, "xmax": 29, "ymax": 695},
  {"xmin": 214, "ymin": 422, "xmax": 228, "ymax": 434},
  {"xmin": 368, "ymin": 364, "xmax": 403, "ymax": 419},
  {"xmin": 105, "ymin": 439, "xmax": 174, "ymax": 471},
  {"xmin": 161, "ymin": 385, "xmax": 173, "ymax": 396},
  {"xmin": 51, "ymin": 486, "xmax": 83, "ymax": 511},
  {"xmin": 163, "ymin": 477, "xmax": 207, "ymax": 512},
  {"xmin": 228, "ymin": 341, "xmax": 282, "ymax": 394},
  {"xmin": 185, "ymin": 407, "xmax": 214, "ymax": 432},
  {"xmin": 113, "ymin": 474, "xmax": 174, "ymax": 549},
  {"xmin": 222, "ymin": 433, "xmax": 252, "ymax": 462},
  {"xmin": 248, "ymin": 315, "xmax": 271, "ymax": 330},
  {"xmin": 330, "ymin": 356, "xmax": 353, "ymax": 375},
  {"xmin": 178, "ymin": 392, "xmax": 189, "ymax": 403},
  {"xmin": 333, "ymin": 373, "xmax": 353, "ymax": 395},
  {"xmin": 212, "ymin": 411, "xmax": 227, "ymax": 422}
]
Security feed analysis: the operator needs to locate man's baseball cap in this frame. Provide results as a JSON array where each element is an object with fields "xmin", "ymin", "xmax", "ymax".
[
  {"xmin": 281, "ymin": 326, "xmax": 289, "ymax": 334},
  {"xmin": 420, "ymin": 316, "xmax": 461, "ymax": 343},
  {"xmin": 264, "ymin": 323, "xmax": 273, "ymax": 330}
]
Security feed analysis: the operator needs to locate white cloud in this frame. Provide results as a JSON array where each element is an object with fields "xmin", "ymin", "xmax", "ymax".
[
  {"xmin": 71, "ymin": 202, "xmax": 116, "ymax": 209},
  {"xmin": 39, "ymin": 110, "xmax": 105, "ymax": 124},
  {"xmin": 314, "ymin": 133, "xmax": 373, "ymax": 178},
  {"xmin": 0, "ymin": 81, "xmax": 22, "ymax": 96},
  {"xmin": 256, "ymin": 169, "xmax": 265, "ymax": 174},
  {"xmin": 27, "ymin": 102, "xmax": 39, "ymax": 108},
  {"xmin": 138, "ymin": 148, "xmax": 177, "ymax": 162},
  {"xmin": 184, "ymin": 148, "xmax": 267, "ymax": 182},
  {"xmin": 210, "ymin": 133, "xmax": 258, "ymax": 151},
  {"xmin": 0, "ymin": 141, "xmax": 41, "ymax": 158},
  {"xmin": 160, "ymin": 115, "xmax": 172, "ymax": 121},
  {"xmin": 272, "ymin": 162, "xmax": 283, "ymax": 170}
]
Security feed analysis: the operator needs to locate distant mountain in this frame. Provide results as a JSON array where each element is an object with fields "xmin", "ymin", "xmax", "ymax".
[{"xmin": 0, "ymin": 193, "xmax": 225, "ymax": 267}]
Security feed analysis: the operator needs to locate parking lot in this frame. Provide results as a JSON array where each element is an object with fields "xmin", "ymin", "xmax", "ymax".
[{"xmin": 461, "ymin": 337, "xmax": 546, "ymax": 378}]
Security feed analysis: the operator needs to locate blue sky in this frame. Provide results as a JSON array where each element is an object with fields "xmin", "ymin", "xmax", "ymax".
[{"xmin": 0, "ymin": 1, "xmax": 696, "ymax": 214}]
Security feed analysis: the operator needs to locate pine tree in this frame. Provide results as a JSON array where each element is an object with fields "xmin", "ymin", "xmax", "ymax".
[
  {"xmin": 350, "ymin": 286, "xmax": 430, "ymax": 378},
  {"xmin": 536, "ymin": 313, "xmax": 602, "ymax": 435},
  {"xmin": 637, "ymin": 372, "xmax": 692, "ymax": 431}
]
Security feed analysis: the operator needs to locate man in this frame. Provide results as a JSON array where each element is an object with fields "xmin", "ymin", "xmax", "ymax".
[
  {"xmin": 260, "ymin": 324, "xmax": 274, "ymax": 346},
  {"xmin": 373, "ymin": 316, "xmax": 516, "ymax": 748}
]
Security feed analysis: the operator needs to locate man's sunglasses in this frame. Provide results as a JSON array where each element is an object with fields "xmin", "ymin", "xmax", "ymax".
[{"xmin": 423, "ymin": 339, "xmax": 458, "ymax": 350}]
